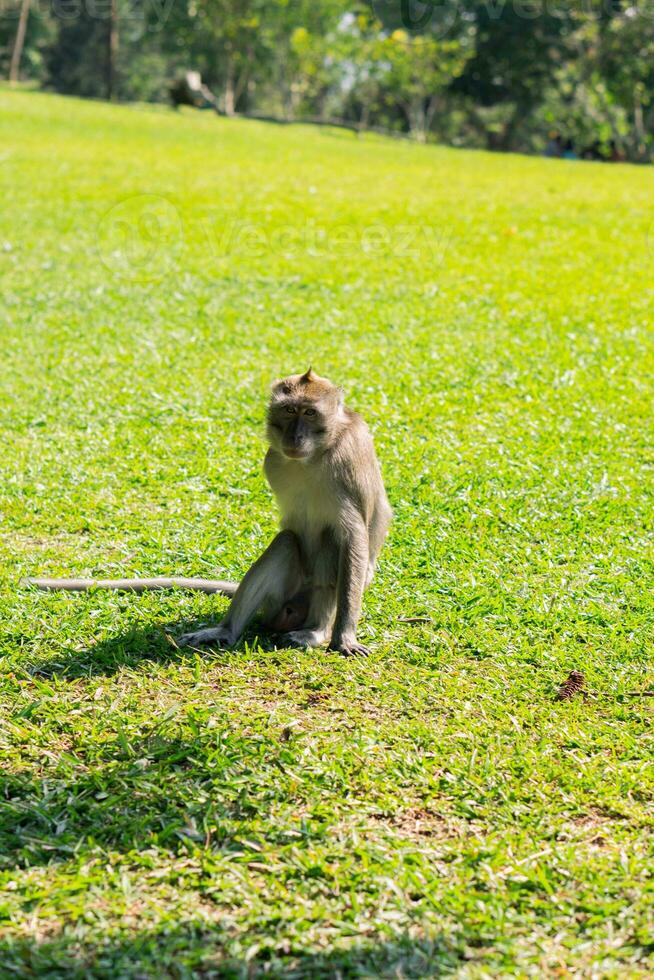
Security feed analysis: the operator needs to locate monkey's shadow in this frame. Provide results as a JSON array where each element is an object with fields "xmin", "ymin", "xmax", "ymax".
[{"xmin": 27, "ymin": 618, "xmax": 293, "ymax": 680}]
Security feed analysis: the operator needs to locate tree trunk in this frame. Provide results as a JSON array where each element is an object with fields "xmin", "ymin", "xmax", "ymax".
[
  {"xmin": 107, "ymin": 0, "xmax": 118, "ymax": 100},
  {"xmin": 424, "ymin": 94, "xmax": 441, "ymax": 136},
  {"xmin": 224, "ymin": 51, "xmax": 235, "ymax": 115},
  {"xmin": 497, "ymin": 103, "xmax": 525, "ymax": 153},
  {"xmin": 8, "ymin": 0, "xmax": 30, "ymax": 84},
  {"xmin": 634, "ymin": 92, "xmax": 645, "ymax": 159},
  {"xmin": 232, "ymin": 43, "xmax": 252, "ymax": 113},
  {"xmin": 408, "ymin": 100, "xmax": 427, "ymax": 142}
]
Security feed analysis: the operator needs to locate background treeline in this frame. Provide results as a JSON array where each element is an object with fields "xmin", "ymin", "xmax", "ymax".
[{"xmin": 2, "ymin": 0, "xmax": 654, "ymax": 160}]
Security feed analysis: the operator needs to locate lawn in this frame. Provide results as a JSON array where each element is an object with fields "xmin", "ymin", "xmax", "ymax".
[{"xmin": 1, "ymin": 88, "xmax": 653, "ymax": 978}]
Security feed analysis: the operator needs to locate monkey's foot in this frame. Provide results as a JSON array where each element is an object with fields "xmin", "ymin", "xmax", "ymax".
[
  {"xmin": 328, "ymin": 638, "xmax": 370, "ymax": 657},
  {"xmin": 284, "ymin": 628, "xmax": 328, "ymax": 649},
  {"xmin": 178, "ymin": 625, "xmax": 234, "ymax": 648}
]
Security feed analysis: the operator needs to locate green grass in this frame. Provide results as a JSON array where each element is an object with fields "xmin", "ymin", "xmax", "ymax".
[{"xmin": 1, "ymin": 88, "xmax": 654, "ymax": 978}]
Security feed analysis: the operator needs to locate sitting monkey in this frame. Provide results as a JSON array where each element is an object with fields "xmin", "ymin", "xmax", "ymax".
[{"xmin": 28, "ymin": 369, "xmax": 392, "ymax": 656}]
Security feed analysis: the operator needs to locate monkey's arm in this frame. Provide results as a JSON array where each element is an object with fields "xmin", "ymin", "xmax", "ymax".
[
  {"xmin": 23, "ymin": 577, "xmax": 238, "ymax": 595},
  {"xmin": 329, "ymin": 514, "xmax": 370, "ymax": 657}
]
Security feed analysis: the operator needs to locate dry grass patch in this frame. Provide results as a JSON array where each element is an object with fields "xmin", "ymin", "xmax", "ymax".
[{"xmin": 367, "ymin": 807, "xmax": 480, "ymax": 843}]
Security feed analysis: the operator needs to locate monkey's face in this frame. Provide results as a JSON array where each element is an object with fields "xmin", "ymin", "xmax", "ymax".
[
  {"xmin": 266, "ymin": 369, "xmax": 342, "ymax": 461},
  {"xmin": 266, "ymin": 397, "xmax": 330, "ymax": 460}
]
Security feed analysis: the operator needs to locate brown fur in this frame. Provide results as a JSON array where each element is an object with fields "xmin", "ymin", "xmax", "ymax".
[{"xmin": 181, "ymin": 370, "xmax": 392, "ymax": 655}]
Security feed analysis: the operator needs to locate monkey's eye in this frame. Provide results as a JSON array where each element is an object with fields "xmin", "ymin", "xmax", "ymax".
[
  {"xmin": 304, "ymin": 408, "xmax": 316, "ymax": 417},
  {"xmin": 284, "ymin": 405, "xmax": 296, "ymax": 414}
]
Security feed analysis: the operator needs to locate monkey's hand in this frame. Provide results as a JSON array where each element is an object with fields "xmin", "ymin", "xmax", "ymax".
[
  {"xmin": 178, "ymin": 624, "xmax": 234, "ymax": 648},
  {"xmin": 328, "ymin": 635, "xmax": 370, "ymax": 657}
]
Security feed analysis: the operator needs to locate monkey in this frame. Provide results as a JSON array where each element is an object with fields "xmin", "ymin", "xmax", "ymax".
[
  {"xmin": 178, "ymin": 367, "xmax": 392, "ymax": 655},
  {"xmin": 27, "ymin": 369, "xmax": 392, "ymax": 656}
]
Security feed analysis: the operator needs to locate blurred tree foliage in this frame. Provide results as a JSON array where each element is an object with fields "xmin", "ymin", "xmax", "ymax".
[{"xmin": 2, "ymin": 0, "xmax": 653, "ymax": 160}]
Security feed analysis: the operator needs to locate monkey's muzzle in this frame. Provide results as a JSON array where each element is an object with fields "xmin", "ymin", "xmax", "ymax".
[{"xmin": 282, "ymin": 448, "xmax": 310, "ymax": 460}]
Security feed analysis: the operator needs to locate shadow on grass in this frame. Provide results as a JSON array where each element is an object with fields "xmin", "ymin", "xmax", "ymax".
[
  {"xmin": 0, "ymin": 723, "xmax": 313, "ymax": 869},
  {"xmin": 26, "ymin": 621, "xmax": 292, "ymax": 679},
  {"xmin": 1, "ymin": 625, "xmax": 343, "ymax": 872},
  {"xmin": 0, "ymin": 926, "xmax": 468, "ymax": 978},
  {"xmin": 0, "ymin": 736, "xmax": 474, "ymax": 976}
]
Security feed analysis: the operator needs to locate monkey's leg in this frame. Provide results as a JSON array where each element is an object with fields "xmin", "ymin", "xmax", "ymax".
[
  {"xmin": 329, "ymin": 517, "xmax": 370, "ymax": 657},
  {"xmin": 285, "ymin": 528, "xmax": 338, "ymax": 649},
  {"xmin": 178, "ymin": 530, "xmax": 303, "ymax": 648}
]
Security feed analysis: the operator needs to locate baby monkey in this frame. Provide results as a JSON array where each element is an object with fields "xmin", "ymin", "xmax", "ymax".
[{"xmin": 29, "ymin": 369, "xmax": 392, "ymax": 656}]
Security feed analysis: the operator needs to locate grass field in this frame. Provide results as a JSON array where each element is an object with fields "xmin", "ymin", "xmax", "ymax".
[{"xmin": 1, "ymin": 88, "xmax": 654, "ymax": 978}]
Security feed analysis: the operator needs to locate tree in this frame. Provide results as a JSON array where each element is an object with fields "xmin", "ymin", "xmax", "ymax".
[
  {"xmin": 8, "ymin": 0, "xmax": 30, "ymax": 83},
  {"xmin": 3, "ymin": 0, "xmax": 56, "ymax": 84},
  {"xmin": 107, "ymin": 0, "xmax": 118, "ymax": 100},
  {"xmin": 381, "ymin": 29, "xmax": 472, "ymax": 141},
  {"xmin": 453, "ymin": 1, "xmax": 574, "ymax": 150},
  {"xmin": 336, "ymin": 12, "xmax": 390, "ymax": 130},
  {"xmin": 172, "ymin": 0, "xmax": 274, "ymax": 114},
  {"xmin": 597, "ymin": 5, "xmax": 654, "ymax": 158}
]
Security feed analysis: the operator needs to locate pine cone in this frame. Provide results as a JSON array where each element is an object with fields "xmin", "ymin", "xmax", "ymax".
[{"xmin": 556, "ymin": 670, "xmax": 585, "ymax": 701}]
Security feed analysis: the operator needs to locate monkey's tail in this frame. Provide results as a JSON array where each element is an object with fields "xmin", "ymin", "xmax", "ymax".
[{"xmin": 23, "ymin": 577, "xmax": 239, "ymax": 596}]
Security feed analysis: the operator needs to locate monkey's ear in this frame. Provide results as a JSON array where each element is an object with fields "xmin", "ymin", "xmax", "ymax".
[
  {"xmin": 300, "ymin": 367, "xmax": 315, "ymax": 383},
  {"xmin": 336, "ymin": 386, "xmax": 345, "ymax": 407}
]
